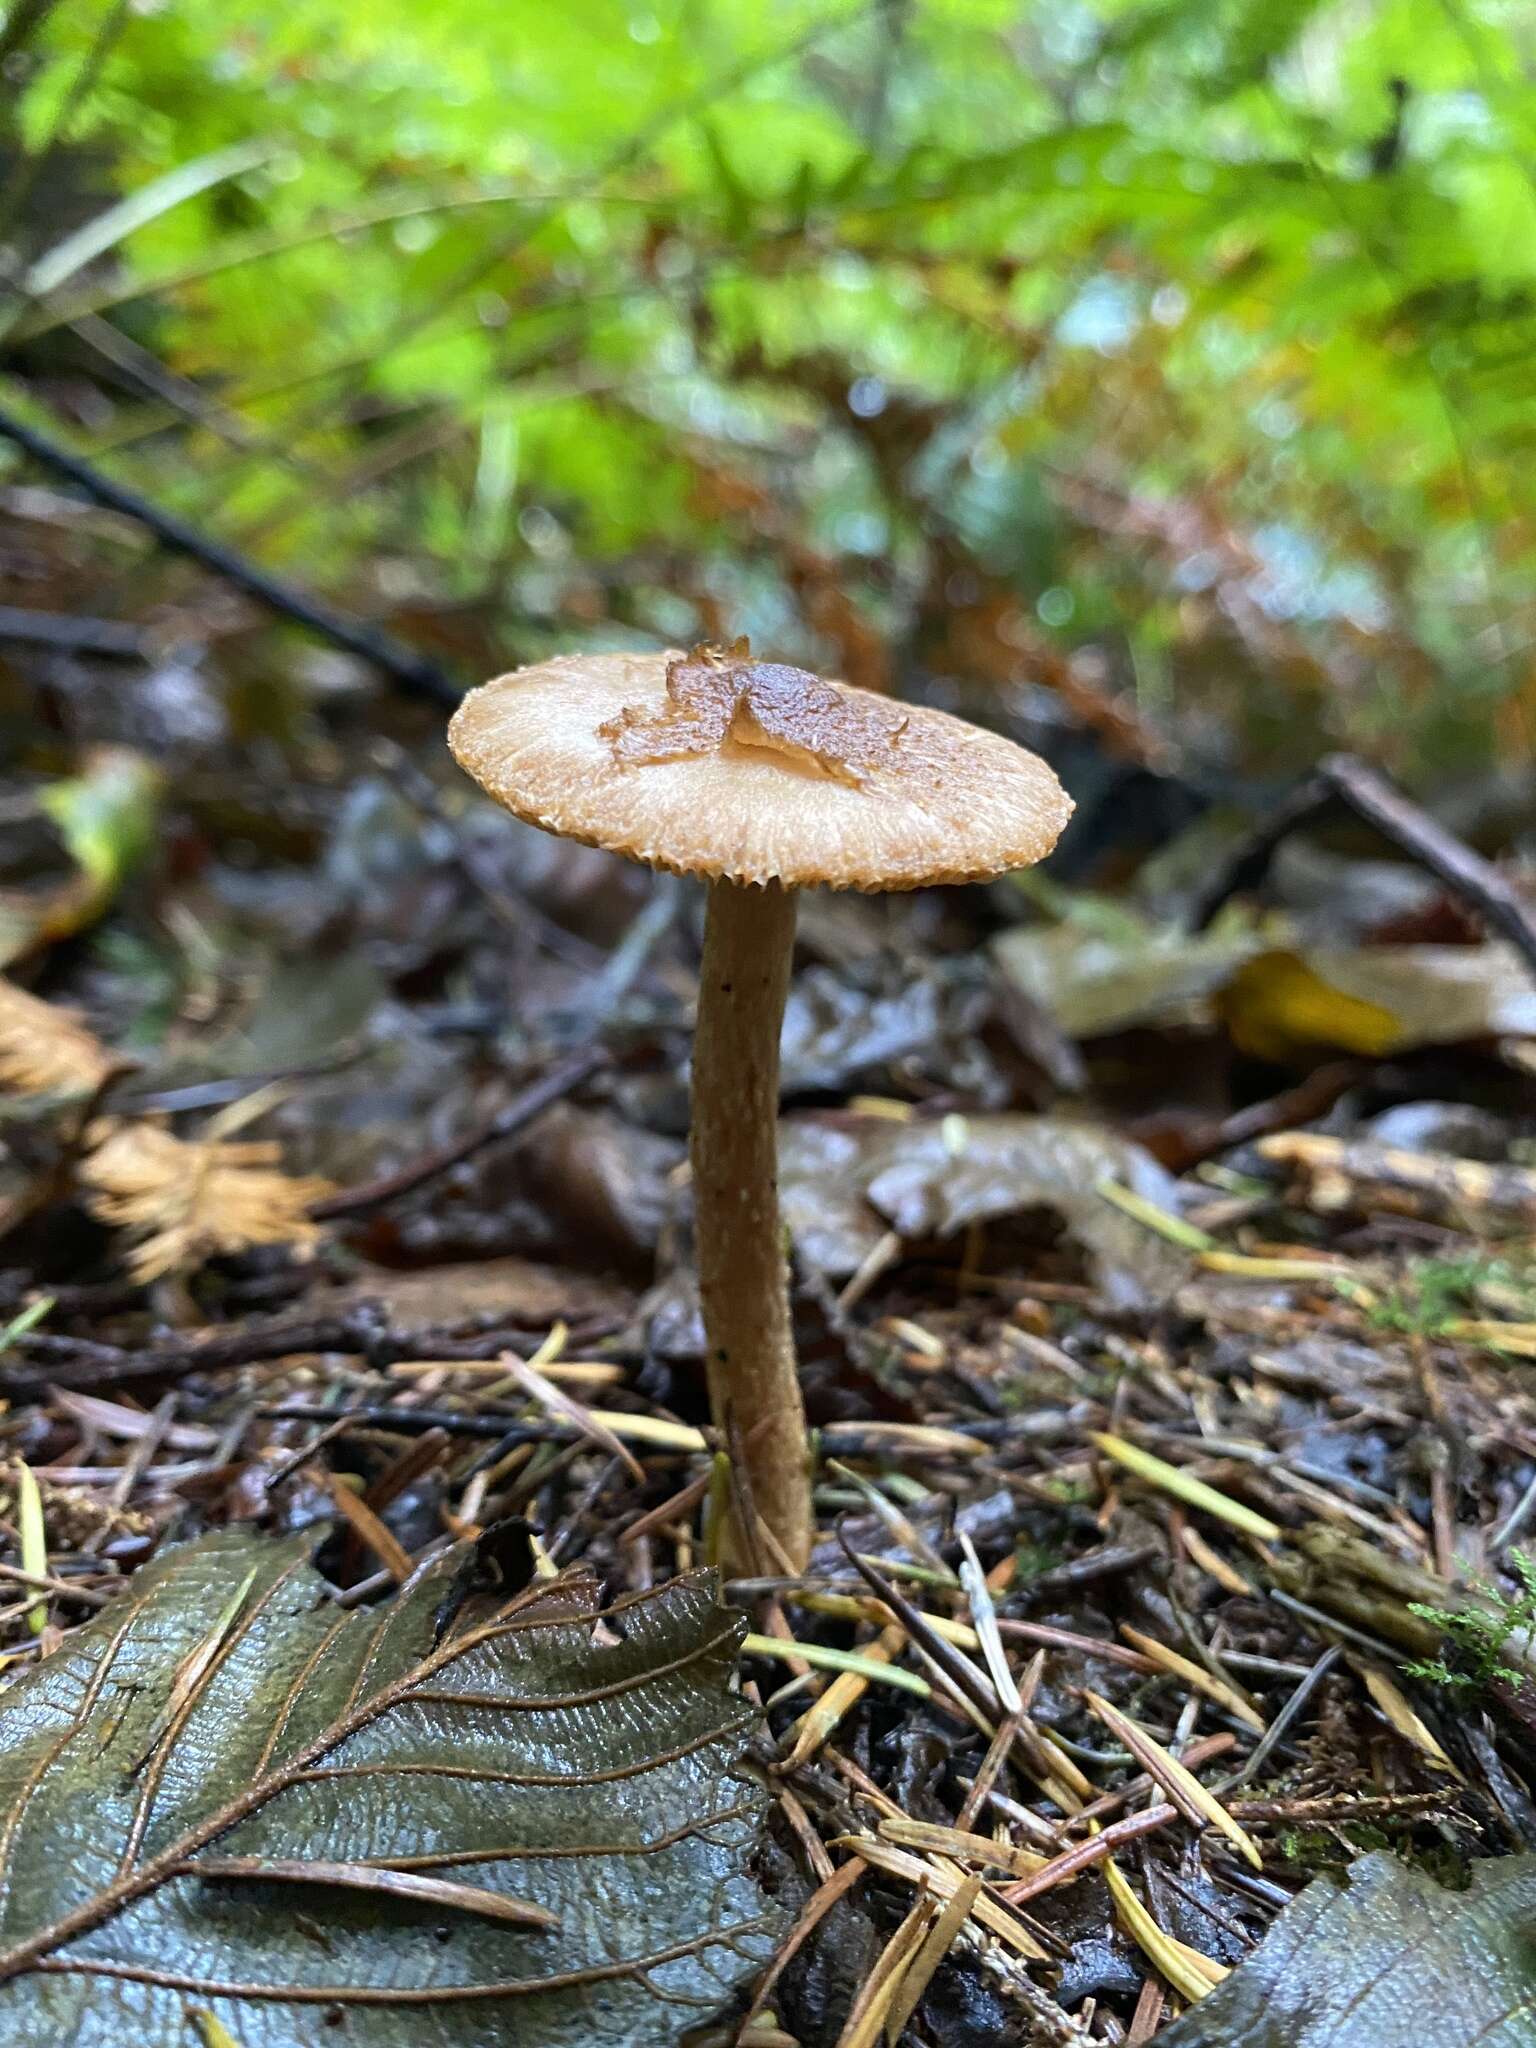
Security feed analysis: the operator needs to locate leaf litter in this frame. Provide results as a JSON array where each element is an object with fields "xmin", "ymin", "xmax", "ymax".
[{"xmin": 5, "ymin": 648, "xmax": 1536, "ymax": 2045}]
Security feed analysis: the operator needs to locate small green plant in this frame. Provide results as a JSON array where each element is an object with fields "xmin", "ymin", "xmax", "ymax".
[
  {"xmin": 1364, "ymin": 1255, "xmax": 1536, "ymax": 1342},
  {"xmin": 1406, "ymin": 1548, "xmax": 1536, "ymax": 1693}
]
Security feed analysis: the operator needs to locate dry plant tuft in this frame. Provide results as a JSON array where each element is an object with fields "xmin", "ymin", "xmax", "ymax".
[
  {"xmin": 78, "ymin": 1117, "xmax": 334, "ymax": 1284},
  {"xmin": 0, "ymin": 978, "xmax": 115, "ymax": 1096},
  {"xmin": 0, "ymin": 980, "xmax": 334, "ymax": 1281}
]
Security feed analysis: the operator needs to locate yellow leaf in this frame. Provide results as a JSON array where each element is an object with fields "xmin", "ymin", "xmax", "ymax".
[{"xmin": 1218, "ymin": 949, "xmax": 1403, "ymax": 1062}]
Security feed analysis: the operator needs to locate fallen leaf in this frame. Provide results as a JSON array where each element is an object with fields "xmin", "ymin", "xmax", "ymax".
[
  {"xmin": 0, "ymin": 1525, "xmax": 778, "ymax": 2045},
  {"xmin": 324, "ymin": 1258, "xmax": 632, "ymax": 1332},
  {"xmin": 1217, "ymin": 950, "xmax": 1406, "ymax": 1061},
  {"xmin": 780, "ymin": 960, "xmax": 1001, "ymax": 1099},
  {"xmin": 1159, "ymin": 1851, "xmax": 1536, "ymax": 2046},
  {"xmin": 779, "ymin": 1111, "xmax": 1191, "ymax": 1307},
  {"xmin": 1306, "ymin": 944, "xmax": 1536, "ymax": 1046},
  {"xmin": 997, "ymin": 913, "xmax": 1536, "ymax": 1060},
  {"xmin": 993, "ymin": 919, "xmax": 1256, "ymax": 1039},
  {"xmin": 0, "ymin": 749, "xmax": 162, "ymax": 965}
]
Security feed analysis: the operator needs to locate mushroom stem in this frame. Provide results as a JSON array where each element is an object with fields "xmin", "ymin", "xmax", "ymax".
[{"xmin": 691, "ymin": 876, "xmax": 812, "ymax": 1570}]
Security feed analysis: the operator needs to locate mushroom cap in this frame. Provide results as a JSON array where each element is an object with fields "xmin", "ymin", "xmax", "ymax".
[{"xmin": 448, "ymin": 648, "xmax": 1072, "ymax": 892}]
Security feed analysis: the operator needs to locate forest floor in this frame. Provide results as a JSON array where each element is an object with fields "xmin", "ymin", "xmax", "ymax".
[{"xmin": 4, "ymin": 615, "xmax": 1536, "ymax": 2046}]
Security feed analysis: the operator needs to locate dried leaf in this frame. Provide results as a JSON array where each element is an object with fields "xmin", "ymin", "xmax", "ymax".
[
  {"xmin": 1159, "ymin": 1851, "xmax": 1536, "ymax": 2046},
  {"xmin": 995, "ymin": 915, "xmax": 1536, "ymax": 1055},
  {"xmin": 994, "ymin": 918, "xmax": 1256, "ymax": 1039},
  {"xmin": 1303, "ymin": 945, "xmax": 1536, "ymax": 1047},
  {"xmin": 0, "ymin": 1526, "xmax": 777, "ymax": 2044}
]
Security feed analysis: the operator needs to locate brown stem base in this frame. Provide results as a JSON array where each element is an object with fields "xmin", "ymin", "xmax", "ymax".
[{"xmin": 691, "ymin": 877, "xmax": 812, "ymax": 1570}]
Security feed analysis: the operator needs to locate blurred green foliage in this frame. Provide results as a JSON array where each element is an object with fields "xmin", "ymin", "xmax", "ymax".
[{"xmin": 4, "ymin": 0, "xmax": 1536, "ymax": 774}]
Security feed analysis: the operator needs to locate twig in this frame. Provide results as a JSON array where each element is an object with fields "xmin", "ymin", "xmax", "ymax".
[
  {"xmin": 0, "ymin": 399, "xmax": 458, "ymax": 705},
  {"xmin": 0, "ymin": 1559, "xmax": 115, "ymax": 1608},
  {"xmin": 0, "ymin": 606, "xmax": 145, "ymax": 659},
  {"xmin": 309, "ymin": 1045, "xmax": 607, "ymax": 1219},
  {"xmin": 2, "ymin": 1305, "xmax": 621, "ymax": 1397},
  {"xmin": 1189, "ymin": 751, "xmax": 1536, "ymax": 981}
]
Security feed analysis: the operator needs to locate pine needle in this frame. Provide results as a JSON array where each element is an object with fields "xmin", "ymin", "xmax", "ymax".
[
  {"xmin": 1083, "ymin": 1690, "xmax": 1263, "ymax": 1869},
  {"xmin": 1097, "ymin": 1179, "xmax": 1216, "ymax": 1252},
  {"xmin": 12, "ymin": 1462, "xmax": 47, "ymax": 1636},
  {"xmin": 189, "ymin": 2010, "xmax": 245, "ymax": 2048},
  {"xmin": 1354, "ymin": 1660, "xmax": 1463, "ymax": 1778},
  {"xmin": 836, "ymin": 1836, "xmax": 1050, "ymax": 1961},
  {"xmin": 743, "ymin": 1633, "xmax": 932, "ymax": 1696},
  {"xmin": 780, "ymin": 1623, "xmax": 908, "ymax": 1770},
  {"xmin": 878, "ymin": 1816, "xmax": 1046, "ymax": 1879},
  {"xmin": 882, "ymin": 1873, "xmax": 983, "ymax": 2043},
  {"xmin": 1120, "ymin": 1626, "xmax": 1266, "ymax": 1733},
  {"xmin": 1103, "ymin": 1855, "xmax": 1228, "ymax": 2003},
  {"xmin": 833, "ymin": 1897, "xmax": 931, "ymax": 2048},
  {"xmin": 1090, "ymin": 1431, "xmax": 1282, "ymax": 1544}
]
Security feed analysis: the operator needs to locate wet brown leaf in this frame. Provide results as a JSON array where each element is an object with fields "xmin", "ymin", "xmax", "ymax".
[{"xmin": 779, "ymin": 1111, "xmax": 1191, "ymax": 1306}]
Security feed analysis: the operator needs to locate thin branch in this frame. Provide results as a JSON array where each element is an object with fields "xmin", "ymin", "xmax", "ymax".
[
  {"xmin": 0, "ymin": 400, "xmax": 458, "ymax": 705},
  {"xmin": 1189, "ymin": 751, "xmax": 1536, "ymax": 982}
]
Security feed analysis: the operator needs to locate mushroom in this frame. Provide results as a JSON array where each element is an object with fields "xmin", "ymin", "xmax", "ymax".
[{"xmin": 448, "ymin": 642, "xmax": 1072, "ymax": 1568}]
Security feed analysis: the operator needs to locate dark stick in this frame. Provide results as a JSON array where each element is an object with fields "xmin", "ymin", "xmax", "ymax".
[
  {"xmin": 1189, "ymin": 752, "xmax": 1536, "ymax": 982},
  {"xmin": 308, "ymin": 1044, "xmax": 608, "ymax": 1219},
  {"xmin": 0, "ymin": 400, "xmax": 459, "ymax": 706},
  {"xmin": 1, "ymin": 1306, "xmax": 622, "ymax": 1398},
  {"xmin": 0, "ymin": 606, "xmax": 145, "ymax": 659}
]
